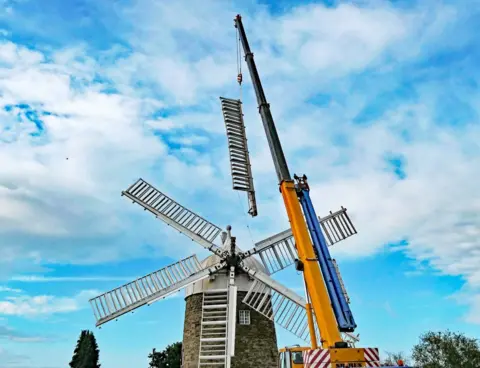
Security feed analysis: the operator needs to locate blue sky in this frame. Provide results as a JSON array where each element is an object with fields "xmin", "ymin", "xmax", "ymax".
[{"xmin": 0, "ymin": 0, "xmax": 479, "ymax": 367}]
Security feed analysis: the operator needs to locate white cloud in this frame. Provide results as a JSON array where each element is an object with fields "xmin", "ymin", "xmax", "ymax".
[
  {"xmin": 464, "ymin": 295, "xmax": 480, "ymax": 324},
  {"xmin": 0, "ymin": 41, "xmax": 44, "ymax": 66},
  {"xmin": 274, "ymin": 4, "xmax": 409, "ymax": 73},
  {"xmin": 0, "ymin": 41, "xmax": 173, "ymax": 263},
  {"xmin": 0, "ymin": 286, "xmax": 22, "ymax": 293},
  {"xmin": 0, "ymin": 324, "xmax": 47, "ymax": 343},
  {"xmin": 145, "ymin": 118, "xmax": 176, "ymax": 132},
  {"xmin": 0, "ymin": 346, "xmax": 31, "ymax": 367},
  {"xmin": 0, "ymin": 0, "xmax": 479, "ymax": 326},
  {"xmin": 0, "ymin": 289, "xmax": 98, "ymax": 317},
  {"xmin": 10, "ymin": 275, "xmax": 137, "ymax": 283},
  {"xmin": 169, "ymin": 134, "xmax": 209, "ymax": 146}
]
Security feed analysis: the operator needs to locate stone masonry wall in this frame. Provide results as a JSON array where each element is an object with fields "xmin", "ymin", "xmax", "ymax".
[
  {"xmin": 181, "ymin": 291, "xmax": 278, "ymax": 368},
  {"xmin": 182, "ymin": 293, "xmax": 203, "ymax": 368},
  {"xmin": 232, "ymin": 291, "xmax": 278, "ymax": 368}
]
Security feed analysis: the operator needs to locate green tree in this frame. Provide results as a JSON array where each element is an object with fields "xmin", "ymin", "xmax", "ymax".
[
  {"xmin": 70, "ymin": 330, "xmax": 101, "ymax": 368},
  {"xmin": 148, "ymin": 342, "xmax": 182, "ymax": 368},
  {"xmin": 383, "ymin": 351, "xmax": 409, "ymax": 366},
  {"xmin": 412, "ymin": 330, "xmax": 480, "ymax": 368}
]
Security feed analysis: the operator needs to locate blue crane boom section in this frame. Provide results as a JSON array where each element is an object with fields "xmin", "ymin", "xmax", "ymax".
[{"xmin": 299, "ymin": 188, "xmax": 357, "ymax": 332}]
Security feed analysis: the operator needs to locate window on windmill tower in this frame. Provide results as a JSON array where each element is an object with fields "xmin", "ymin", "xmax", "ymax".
[{"xmin": 239, "ymin": 310, "xmax": 251, "ymax": 325}]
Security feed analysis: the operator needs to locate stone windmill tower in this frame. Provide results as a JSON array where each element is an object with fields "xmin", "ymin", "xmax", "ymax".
[
  {"xmin": 182, "ymin": 226, "xmax": 279, "ymax": 368},
  {"xmin": 88, "ymin": 98, "xmax": 358, "ymax": 367}
]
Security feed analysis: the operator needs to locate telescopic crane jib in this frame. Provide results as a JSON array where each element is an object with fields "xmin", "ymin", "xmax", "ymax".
[
  {"xmin": 235, "ymin": 13, "xmax": 344, "ymax": 348},
  {"xmin": 234, "ymin": 14, "xmax": 391, "ymax": 367}
]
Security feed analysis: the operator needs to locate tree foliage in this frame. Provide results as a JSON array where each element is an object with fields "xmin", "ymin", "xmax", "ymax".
[
  {"xmin": 70, "ymin": 330, "xmax": 101, "ymax": 368},
  {"xmin": 383, "ymin": 351, "xmax": 409, "ymax": 366},
  {"xmin": 412, "ymin": 330, "xmax": 480, "ymax": 368},
  {"xmin": 148, "ymin": 342, "xmax": 182, "ymax": 368}
]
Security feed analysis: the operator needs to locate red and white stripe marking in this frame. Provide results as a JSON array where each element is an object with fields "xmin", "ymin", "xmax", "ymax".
[
  {"xmin": 364, "ymin": 348, "xmax": 381, "ymax": 367},
  {"xmin": 303, "ymin": 349, "xmax": 331, "ymax": 368}
]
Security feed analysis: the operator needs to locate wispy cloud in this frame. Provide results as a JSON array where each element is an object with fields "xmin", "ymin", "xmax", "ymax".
[
  {"xmin": 10, "ymin": 275, "xmax": 137, "ymax": 283},
  {"xmin": 383, "ymin": 301, "xmax": 396, "ymax": 318},
  {"xmin": 0, "ymin": 289, "xmax": 99, "ymax": 317},
  {"xmin": 0, "ymin": 346, "xmax": 31, "ymax": 368},
  {"xmin": 0, "ymin": 4, "xmax": 479, "ymax": 367},
  {"xmin": 0, "ymin": 324, "xmax": 47, "ymax": 343},
  {"xmin": 0, "ymin": 286, "xmax": 22, "ymax": 293}
]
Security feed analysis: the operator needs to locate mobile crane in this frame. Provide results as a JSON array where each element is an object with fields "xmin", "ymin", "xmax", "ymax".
[{"xmin": 234, "ymin": 14, "xmax": 398, "ymax": 367}]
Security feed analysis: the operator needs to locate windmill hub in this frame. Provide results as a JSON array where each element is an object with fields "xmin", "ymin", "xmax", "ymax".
[
  {"xmin": 226, "ymin": 255, "xmax": 242, "ymax": 270},
  {"xmin": 225, "ymin": 248, "xmax": 242, "ymax": 271}
]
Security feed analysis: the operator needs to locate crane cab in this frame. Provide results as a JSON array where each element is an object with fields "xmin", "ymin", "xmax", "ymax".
[{"xmin": 278, "ymin": 346, "xmax": 309, "ymax": 368}]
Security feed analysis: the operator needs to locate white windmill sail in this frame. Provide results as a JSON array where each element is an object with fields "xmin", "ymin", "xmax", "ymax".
[
  {"xmin": 90, "ymin": 174, "xmax": 361, "ymax": 361},
  {"xmin": 240, "ymin": 263, "xmax": 357, "ymax": 346},
  {"xmin": 319, "ymin": 207, "xmax": 357, "ymax": 245},
  {"xmin": 245, "ymin": 230, "xmax": 297, "ymax": 275},
  {"xmin": 240, "ymin": 264, "xmax": 315, "ymax": 342},
  {"xmin": 196, "ymin": 236, "xmax": 240, "ymax": 368},
  {"xmin": 89, "ymin": 256, "xmax": 226, "ymax": 327},
  {"xmin": 219, "ymin": 97, "xmax": 257, "ymax": 217},
  {"xmin": 122, "ymin": 179, "xmax": 226, "ymax": 258},
  {"xmin": 197, "ymin": 288, "xmax": 230, "ymax": 367},
  {"xmin": 332, "ymin": 258, "xmax": 350, "ymax": 304},
  {"xmin": 241, "ymin": 207, "xmax": 357, "ymax": 275}
]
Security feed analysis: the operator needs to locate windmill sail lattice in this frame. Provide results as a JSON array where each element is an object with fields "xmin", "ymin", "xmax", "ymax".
[
  {"xmin": 319, "ymin": 207, "xmax": 357, "ymax": 245},
  {"xmin": 197, "ymin": 289, "xmax": 230, "ymax": 366},
  {"xmin": 90, "ymin": 177, "xmax": 359, "ymax": 366},
  {"xmin": 332, "ymin": 259, "xmax": 350, "ymax": 304},
  {"xmin": 253, "ymin": 232, "xmax": 297, "ymax": 275},
  {"xmin": 220, "ymin": 97, "xmax": 257, "ymax": 217},
  {"xmin": 90, "ymin": 255, "xmax": 224, "ymax": 327},
  {"xmin": 241, "ymin": 266, "xmax": 321, "ymax": 343},
  {"xmin": 241, "ymin": 207, "xmax": 357, "ymax": 275},
  {"xmin": 122, "ymin": 178, "xmax": 225, "ymax": 258},
  {"xmin": 242, "ymin": 279, "xmax": 311, "ymax": 342}
]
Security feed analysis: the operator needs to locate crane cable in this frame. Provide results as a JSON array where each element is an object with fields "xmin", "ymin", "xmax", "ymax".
[
  {"xmin": 236, "ymin": 191, "xmax": 255, "ymax": 248},
  {"xmin": 236, "ymin": 26, "xmax": 243, "ymax": 99}
]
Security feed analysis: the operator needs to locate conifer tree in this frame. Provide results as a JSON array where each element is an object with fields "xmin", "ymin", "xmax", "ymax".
[{"xmin": 70, "ymin": 330, "xmax": 101, "ymax": 368}]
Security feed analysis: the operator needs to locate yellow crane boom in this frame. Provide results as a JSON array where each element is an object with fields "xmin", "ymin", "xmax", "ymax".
[
  {"xmin": 234, "ymin": 14, "xmax": 343, "ymax": 348},
  {"xmin": 281, "ymin": 180, "xmax": 341, "ymax": 347},
  {"xmin": 235, "ymin": 13, "xmax": 387, "ymax": 368}
]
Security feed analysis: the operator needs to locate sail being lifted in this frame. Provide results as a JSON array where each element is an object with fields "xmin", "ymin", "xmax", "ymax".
[{"xmin": 219, "ymin": 96, "xmax": 258, "ymax": 217}]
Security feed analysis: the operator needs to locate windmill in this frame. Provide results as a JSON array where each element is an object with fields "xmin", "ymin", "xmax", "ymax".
[
  {"xmin": 89, "ymin": 182, "xmax": 357, "ymax": 366},
  {"xmin": 88, "ymin": 96, "xmax": 358, "ymax": 368}
]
